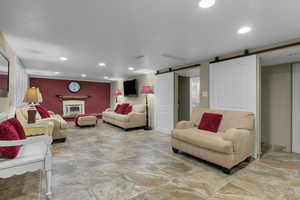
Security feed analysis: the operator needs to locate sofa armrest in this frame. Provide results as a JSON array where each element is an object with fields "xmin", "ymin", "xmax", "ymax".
[
  {"xmin": 105, "ymin": 108, "xmax": 114, "ymax": 112},
  {"xmin": 222, "ymin": 128, "xmax": 251, "ymax": 153},
  {"xmin": 175, "ymin": 121, "xmax": 195, "ymax": 129}
]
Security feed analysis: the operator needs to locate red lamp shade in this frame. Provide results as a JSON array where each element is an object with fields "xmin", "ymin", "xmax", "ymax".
[
  {"xmin": 140, "ymin": 86, "xmax": 154, "ymax": 94},
  {"xmin": 112, "ymin": 89, "xmax": 122, "ymax": 96}
]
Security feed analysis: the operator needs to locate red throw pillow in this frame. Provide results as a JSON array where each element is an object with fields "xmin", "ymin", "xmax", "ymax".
[
  {"xmin": 7, "ymin": 118, "xmax": 27, "ymax": 140},
  {"xmin": 122, "ymin": 105, "xmax": 132, "ymax": 115},
  {"xmin": 117, "ymin": 104, "xmax": 129, "ymax": 114},
  {"xmin": 198, "ymin": 112, "xmax": 223, "ymax": 133},
  {"xmin": 114, "ymin": 104, "xmax": 121, "ymax": 113},
  {"xmin": 35, "ymin": 105, "xmax": 50, "ymax": 118},
  {"xmin": 0, "ymin": 121, "xmax": 21, "ymax": 159}
]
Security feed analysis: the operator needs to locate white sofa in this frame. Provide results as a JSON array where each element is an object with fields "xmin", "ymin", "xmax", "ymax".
[{"xmin": 102, "ymin": 104, "xmax": 146, "ymax": 130}]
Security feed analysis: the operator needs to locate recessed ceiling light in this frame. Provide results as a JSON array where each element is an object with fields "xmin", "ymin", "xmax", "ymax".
[
  {"xmin": 198, "ymin": 0, "xmax": 215, "ymax": 8},
  {"xmin": 237, "ymin": 26, "xmax": 252, "ymax": 34},
  {"xmin": 98, "ymin": 62, "xmax": 106, "ymax": 67},
  {"xmin": 54, "ymin": 72, "xmax": 60, "ymax": 75},
  {"xmin": 81, "ymin": 74, "xmax": 87, "ymax": 78},
  {"xmin": 128, "ymin": 67, "xmax": 134, "ymax": 71},
  {"xmin": 104, "ymin": 76, "xmax": 109, "ymax": 79},
  {"xmin": 59, "ymin": 57, "xmax": 68, "ymax": 61}
]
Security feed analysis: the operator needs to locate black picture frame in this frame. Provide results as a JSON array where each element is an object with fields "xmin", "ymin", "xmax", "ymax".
[{"xmin": 0, "ymin": 50, "xmax": 9, "ymax": 97}]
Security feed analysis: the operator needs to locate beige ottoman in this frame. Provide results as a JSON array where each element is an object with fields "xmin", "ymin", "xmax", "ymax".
[{"xmin": 75, "ymin": 114, "xmax": 98, "ymax": 127}]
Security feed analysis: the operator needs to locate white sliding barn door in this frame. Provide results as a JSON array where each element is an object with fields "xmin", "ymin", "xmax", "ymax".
[
  {"xmin": 209, "ymin": 55, "xmax": 257, "ymax": 114},
  {"xmin": 209, "ymin": 55, "xmax": 258, "ymax": 156},
  {"xmin": 155, "ymin": 72, "xmax": 175, "ymax": 134},
  {"xmin": 293, "ymin": 64, "xmax": 300, "ymax": 154}
]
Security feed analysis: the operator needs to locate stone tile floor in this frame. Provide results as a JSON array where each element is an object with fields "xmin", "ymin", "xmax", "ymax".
[{"xmin": 0, "ymin": 121, "xmax": 300, "ymax": 200}]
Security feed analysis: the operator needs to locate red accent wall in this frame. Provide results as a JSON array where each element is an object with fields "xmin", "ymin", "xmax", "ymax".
[{"xmin": 30, "ymin": 78, "xmax": 111, "ymax": 116}]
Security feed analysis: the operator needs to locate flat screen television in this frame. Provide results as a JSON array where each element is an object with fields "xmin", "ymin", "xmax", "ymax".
[
  {"xmin": 124, "ymin": 79, "xmax": 137, "ymax": 96},
  {"xmin": 0, "ymin": 50, "xmax": 9, "ymax": 97}
]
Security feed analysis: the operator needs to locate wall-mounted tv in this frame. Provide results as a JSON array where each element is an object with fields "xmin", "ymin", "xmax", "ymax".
[
  {"xmin": 124, "ymin": 79, "xmax": 137, "ymax": 96},
  {"xmin": 0, "ymin": 50, "xmax": 9, "ymax": 97}
]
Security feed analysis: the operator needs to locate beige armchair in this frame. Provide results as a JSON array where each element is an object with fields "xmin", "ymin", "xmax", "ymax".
[
  {"xmin": 16, "ymin": 107, "xmax": 68, "ymax": 142},
  {"xmin": 171, "ymin": 108, "xmax": 254, "ymax": 174}
]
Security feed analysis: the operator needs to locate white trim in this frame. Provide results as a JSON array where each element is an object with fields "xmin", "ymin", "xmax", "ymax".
[{"xmin": 292, "ymin": 64, "xmax": 300, "ymax": 153}]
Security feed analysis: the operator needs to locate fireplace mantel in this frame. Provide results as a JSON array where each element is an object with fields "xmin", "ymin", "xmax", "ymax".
[{"xmin": 56, "ymin": 95, "xmax": 91, "ymax": 101}]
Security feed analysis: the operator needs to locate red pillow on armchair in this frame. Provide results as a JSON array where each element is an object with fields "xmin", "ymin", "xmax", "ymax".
[
  {"xmin": 0, "ymin": 121, "xmax": 21, "ymax": 159},
  {"xmin": 198, "ymin": 112, "xmax": 223, "ymax": 133},
  {"xmin": 7, "ymin": 118, "xmax": 27, "ymax": 140},
  {"xmin": 35, "ymin": 105, "xmax": 50, "ymax": 118}
]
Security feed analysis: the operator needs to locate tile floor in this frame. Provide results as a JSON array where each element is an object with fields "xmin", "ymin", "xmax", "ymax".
[{"xmin": 0, "ymin": 121, "xmax": 300, "ymax": 200}]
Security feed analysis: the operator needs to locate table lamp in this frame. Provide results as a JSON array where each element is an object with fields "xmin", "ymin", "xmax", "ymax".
[
  {"xmin": 112, "ymin": 89, "xmax": 122, "ymax": 103},
  {"xmin": 23, "ymin": 87, "xmax": 39, "ymax": 123}
]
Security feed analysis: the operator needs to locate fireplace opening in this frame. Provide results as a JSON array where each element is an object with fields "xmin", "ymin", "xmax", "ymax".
[{"xmin": 63, "ymin": 100, "xmax": 85, "ymax": 118}]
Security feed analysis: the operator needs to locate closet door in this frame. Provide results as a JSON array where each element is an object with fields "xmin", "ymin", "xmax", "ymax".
[{"xmin": 155, "ymin": 72, "xmax": 175, "ymax": 134}]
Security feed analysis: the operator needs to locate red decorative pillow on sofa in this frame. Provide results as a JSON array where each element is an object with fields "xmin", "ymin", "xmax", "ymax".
[
  {"xmin": 7, "ymin": 118, "xmax": 27, "ymax": 140},
  {"xmin": 198, "ymin": 112, "xmax": 223, "ymax": 133},
  {"xmin": 0, "ymin": 121, "xmax": 21, "ymax": 159},
  {"xmin": 114, "ymin": 104, "xmax": 121, "ymax": 113},
  {"xmin": 117, "ymin": 104, "xmax": 129, "ymax": 114},
  {"xmin": 35, "ymin": 105, "xmax": 50, "ymax": 118},
  {"xmin": 122, "ymin": 105, "xmax": 132, "ymax": 115}
]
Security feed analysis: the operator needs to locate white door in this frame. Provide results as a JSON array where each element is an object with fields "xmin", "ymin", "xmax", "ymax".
[
  {"xmin": 209, "ymin": 55, "xmax": 258, "ymax": 157},
  {"xmin": 155, "ymin": 72, "xmax": 175, "ymax": 134},
  {"xmin": 209, "ymin": 55, "xmax": 257, "ymax": 113},
  {"xmin": 293, "ymin": 64, "xmax": 300, "ymax": 153}
]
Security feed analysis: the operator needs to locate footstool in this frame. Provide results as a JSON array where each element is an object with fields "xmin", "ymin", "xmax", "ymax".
[{"xmin": 75, "ymin": 114, "xmax": 98, "ymax": 127}]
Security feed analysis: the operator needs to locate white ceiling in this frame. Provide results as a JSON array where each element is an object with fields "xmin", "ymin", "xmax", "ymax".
[
  {"xmin": 1, "ymin": 0, "xmax": 300, "ymax": 81},
  {"xmin": 260, "ymin": 47, "xmax": 300, "ymax": 66}
]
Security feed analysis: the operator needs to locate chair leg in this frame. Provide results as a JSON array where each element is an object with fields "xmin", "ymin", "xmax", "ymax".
[{"xmin": 46, "ymin": 169, "xmax": 52, "ymax": 199}]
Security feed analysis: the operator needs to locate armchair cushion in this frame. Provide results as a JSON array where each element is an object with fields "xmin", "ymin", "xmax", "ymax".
[
  {"xmin": 132, "ymin": 104, "xmax": 146, "ymax": 113},
  {"xmin": 0, "ymin": 121, "xmax": 21, "ymax": 159},
  {"xmin": 35, "ymin": 105, "xmax": 50, "ymax": 119},
  {"xmin": 7, "ymin": 118, "xmax": 26, "ymax": 140},
  {"xmin": 221, "ymin": 128, "xmax": 251, "ymax": 153},
  {"xmin": 172, "ymin": 128, "xmax": 233, "ymax": 154}
]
